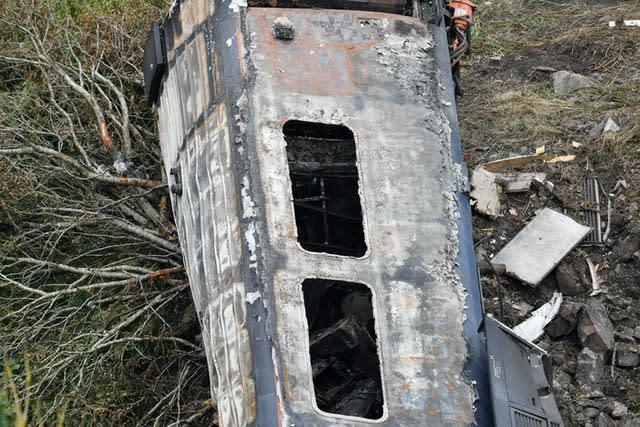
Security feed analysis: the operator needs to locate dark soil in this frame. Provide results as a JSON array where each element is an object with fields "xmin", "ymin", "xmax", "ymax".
[{"xmin": 458, "ymin": 0, "xmax": 640, "ymax": 424}]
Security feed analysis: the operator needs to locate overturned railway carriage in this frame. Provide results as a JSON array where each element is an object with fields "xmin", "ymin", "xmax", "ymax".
[{"xmin": 144, "ymin": 0, "xmax": 564, "ymax": 425}]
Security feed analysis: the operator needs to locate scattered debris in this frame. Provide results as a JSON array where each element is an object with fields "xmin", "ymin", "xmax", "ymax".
[
  {"xmin": 469, "ymin": 155, "xmax": 556, "ymax": 218},
  {"xmin": 513, "ymin": 291, "xmax": 562, "ymax": 342},
  {"xmin": 535, "ymin": 145, "xmax": 546, "ymax": 155},
  {"xmin": 609, "ymin": 401, "xmax": 629, "ymax": 419},
  {"xmin": 613, "ymin": 179, "xmax": 627, "ymax": 192},
  {"xmin": 603, "ymin": 117, "xmax": 620, "ymax": 133},
  {"xmin": 545, "ymin": 154, "xmax": 576, "ymax": 164},
  {"xmin": 498, "ymin": 171, "xmax": 547, "ymax": 193},
  {"xmin": 552, "ymin": 70, "xmax": 596, "ymax": 95},
  {"xmin": 614, "ymin": 346, "xmax": 640, "ymax": 368},
  {"xmin": 546, "ymin": 302, "xmax": 583, "ymax": 339},
  {"xmin": 512, "ymin": 301, "xmax": 534, "ymax": 318},
  {"xmin": 491, "ymin": 208, "xmax": 591, "ymax": 286},
  {"xmin": 582, "ymin": 176, "xmax": 604, "ymax": 245},
  {"xmin": 608, "ymin": 19, "xmax": 640, "ymax": 27},
  {"xmin": 575, "ymin": 348, "xmax": 604, "ymax": 392},
  {"xmin": 614, "ymin": 234, "xmax": 640, "ymax": 262},
  {"xmin": 470, "ymin": 167, "xmax": 502, "ymax": 218},
  {"xmin": 572, "ymin": 141, "xmax": 583, "ymax": 148},
  {"xmin": 555, "ymin": 259, "xmax": 590, "ymax": 296},
  {"xmin": 586, "ymin": 257, "xmax": 602, "ymax": 296},
  {"xmin": 590, "ymin": 116, "xmax": 621, "ymax": 139},
  {"xmin": 479, "ymin": 153, "xmax": 574, "ymax": 172},
  {"xmin": 602, "ymin": 197, "xmax": 612, "ymax": 243},
  {"xmin": 578, "ymin": 301, "xmax": 615, "ymax": 353}
]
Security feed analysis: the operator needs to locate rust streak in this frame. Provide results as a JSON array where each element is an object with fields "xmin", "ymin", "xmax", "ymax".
[
  {"xmin": 148, "ymin": 267, "xmax": 184, "ymax": 280},
  {"xmin": 98, "ymin": 121, "xmax": 114, "ymax": 150}
]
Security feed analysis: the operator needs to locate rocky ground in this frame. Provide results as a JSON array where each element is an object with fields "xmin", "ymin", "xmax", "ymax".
[{"xmin": 457, "ymin": 0, "xmax": 640, "ymax": 425}]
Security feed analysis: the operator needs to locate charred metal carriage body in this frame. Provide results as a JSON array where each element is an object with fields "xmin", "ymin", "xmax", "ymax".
[{"xmin": 145, "ymin": 0, "xmax": 563, "ymax": 425}]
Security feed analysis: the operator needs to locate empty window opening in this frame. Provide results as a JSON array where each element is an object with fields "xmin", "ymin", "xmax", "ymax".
[
  {"xmin": 302, "ymin": 279, "xmax": 384, "ymax": 419},
  {"xmin": 284, "ymin": 120, "xmax": 367, "ymax": 257}
]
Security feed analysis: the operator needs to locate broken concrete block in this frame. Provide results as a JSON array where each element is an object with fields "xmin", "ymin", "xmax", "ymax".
[
  {"xmin": 578, "ymin": 302, "xmax": 615, "ymax": 353},
  {"xmin": 491, "ymin": 208, "xmax": 591, "ymax": 286},
  {"xmin": 575, "ymin": 347, "xmax": 604, "ymax": 390},
  {"xmin": 552, "ymin": 70, "xmax": 596, "ymax": 95},
  {"xmin": 546, "ymin": 302, "xmax": 582, "ymax": 339}
]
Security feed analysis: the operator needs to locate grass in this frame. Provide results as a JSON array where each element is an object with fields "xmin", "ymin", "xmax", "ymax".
[
  {"xmin": 460, "ymin": 0, "xmax": 640, "ymax": 164},
  {"xmin": 44, "ymin": 0, "xmax": 169, "ymax": 20}
]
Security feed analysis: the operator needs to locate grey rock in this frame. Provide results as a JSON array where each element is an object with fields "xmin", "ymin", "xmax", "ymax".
[
  {"xmin": 512, "ymin": 301, "xmax": 534, "ymax": 318},
  {"xmin": 589, "ymin": 116, "xmax": 620, "ymax": 139},
  {"xmin": 634, "ymin": 326, "xmax": 640, "ymax": 340},
  {"xmin": 584, "ymin": 407, "xmax": 599, "ymax": 418},
  {"xmin": 565, "ymin": 119, "xmax": 582, "ymax": 131},
  {"xmin": 623, "ymin": 418, "xmax": 640, "ymax": 427},
  {"xmin": 578, "ymin": 302, "xmax": 615, "ymax": 353},
  {"xmin": 551, "ymin": 352, "xmax": 565, "ymax": 366},
  {"xmin": 555, "ymin": 260, "xmax": 589, "ymax": 296},
  {"xmin": 553, "ymin": 369, "xmax": 572, "ymax": 388},
  {"xmin": 610, "ymin": 401, "xmax": 628, "ymax": 419},
  {"xmin": 603, "ymin": 117, "xmax": 620, "ymax": 133},
  {"xmin": 552, "ymin": 70, "xmax": 596, "ymax": 95},
  {"xmin": 547, "ymin": 302, "xmax": 582, "ymax": 339},
  {"xmin": 616, "ymin": 350, "xmax": 640, "ymax": 368},
  {"xmin": 616, "ymin": 328, "xmax": 636, "ymax": 343},
  {"xmin": 615, "ymin": 234, "xmax": 640, "ymax": 261},
  {"xmin": 596, "ymin": 411, "xmax": 616, "ymax": 427},
  {"xmin": 576, "ymin": 348, "xmax": 604, "ymax": 391}
]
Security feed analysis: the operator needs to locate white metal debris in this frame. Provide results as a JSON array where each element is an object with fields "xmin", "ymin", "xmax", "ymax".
[
  {"xmin": 513, "ymin": 292, "xmax": 563, "ymax": 342},
  {"xmin": 608, "ymin": 20, "xmax": 640, "ymax": 27},
  {"xmin": 491, "ymin": 208, "xmax": 591, "ymax": 286}
]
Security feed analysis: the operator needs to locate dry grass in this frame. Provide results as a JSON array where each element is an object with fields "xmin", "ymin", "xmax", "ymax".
[{"xmin": 460, "ymin": 0, "xmax": 640, "ymax": 165}]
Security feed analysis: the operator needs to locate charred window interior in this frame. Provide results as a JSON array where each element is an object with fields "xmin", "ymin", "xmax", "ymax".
[
  {"xmin": 302, "ymin": 279, "xmax": 384, "ymax": 419},
  {"xmin": 284, "ymin": 120, "xmax": 367, "ymax": 257}
]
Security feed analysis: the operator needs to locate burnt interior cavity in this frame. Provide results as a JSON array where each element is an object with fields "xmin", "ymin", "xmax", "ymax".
[
  {"xmin": 284, "ymin": 120, "xmax": 367, "ymax": 257},
  {"xmin": 302, "ymin": 279, "xmax": 384, "ymax": 419}
]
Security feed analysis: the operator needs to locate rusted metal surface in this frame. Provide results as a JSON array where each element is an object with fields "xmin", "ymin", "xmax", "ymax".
[{"xmin": 152, "ymin": 0, "xmax": 490, "ymax": 425}]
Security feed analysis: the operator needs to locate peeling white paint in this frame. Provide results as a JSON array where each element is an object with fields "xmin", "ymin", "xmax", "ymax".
[
  {"xmin": 228, "ymin": 0, "xmax": 247, "ymax": 12},
  {"xmin": 241, "ymin": 175, "xmax": 257, "ymax": 219},
  {"xmin": 245, "ymin": 291, "xmax": 261, "ymax": 304}
]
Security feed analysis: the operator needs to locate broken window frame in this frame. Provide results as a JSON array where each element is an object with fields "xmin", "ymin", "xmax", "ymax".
[
  {"xmin": 301, "ymin": 278, "xmax": 387, "ymax": 421},
  {"xmin": 284, "ymin": 120, "xmax": 369, "ymax": 258}
]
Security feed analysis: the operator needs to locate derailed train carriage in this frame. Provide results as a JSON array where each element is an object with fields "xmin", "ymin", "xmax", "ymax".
[{"xmin": 144, "ymin": 0, "xmax": 564, "ymax": 425}]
